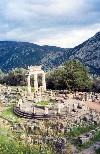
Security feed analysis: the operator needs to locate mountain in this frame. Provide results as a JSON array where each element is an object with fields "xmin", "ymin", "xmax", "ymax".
[
  {"xmin": 0, "ymin": 41, "xmax": 71, "ymax": 73},
  {"xmin": 69, "ymin": 31, "xmax": 100, "ymax": 75},
  {"xmin": 0, "ymin": 31, "xmax": 100, "ymax": 75}
]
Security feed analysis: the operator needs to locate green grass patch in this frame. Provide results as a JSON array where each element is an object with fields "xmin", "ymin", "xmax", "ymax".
[
  {"xmin": 91, "ymin": 130, "xmax": 100, "ymax": 142},
  {"xmin": 75, "ymin": 130, "xmax": 100, "ymax": 152},
  {"xmin": 0, "ymin": 108, "xmax": 20, "ymax": 123},
  {"xmin": 67, "ymin": 123, "xmax": 98, "ymax": 138},
  {"xmin": 94, "ymin": 148, "xmax": 100, "ymax": 154},
  {"xmin": 11, "ymin": 86, "xmax": 27, "ymax": 91},
  {"xmin": 0, "ymin": 124, "xmax": 52, "ymax": 154},
  {"xmin": 11, "ymin": 86, "xmax": 34, "ymax": 92},
  {"xmin": 36, "ymin": 101, "xmax": 54, "ymax": 106},
  {"xmin": 21, "ymin": 86, "xmax": 34, "ymax": 92}
]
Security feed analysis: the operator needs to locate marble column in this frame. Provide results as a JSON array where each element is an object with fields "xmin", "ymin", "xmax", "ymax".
[
  {"xmin": 57, "ymin": 106, "xmax": 61, "ymax": 114},
  {"xmin": 67, "ymin": 107, "xmax": 70, "ymax": 113},
  {"xmin": 34, "ymin": 73, "xmax": 38, "ymax": 92},
  {"xmin": 27, "ymin": 75, "xmax": 31, "ymax": 94},
  {"xmin": 42, "ymin": 73, "xmax": 46, "ymax": 91},
  {"xmin": 66, "ymin": 103, "xmax": 69, "ymax": 113},
  {"xmin": 44, "ymin": 107, "xmax": 48, "ymax": 115},
  {"xmin": 17, "ymin": 99, "xmax": 22, "ymax": 108},
  {"xmin": 73, "ymin": 104, "xmax": 77, "ymax": 111}
]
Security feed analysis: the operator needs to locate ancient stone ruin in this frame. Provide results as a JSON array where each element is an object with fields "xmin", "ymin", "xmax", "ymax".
[
  {"xmin": 12, "ymin": 66, "xmax": 100, "ymax": 123},
  {"xmin": 27, "ymin": 66, "xmax": 46, "ymax": 94}
]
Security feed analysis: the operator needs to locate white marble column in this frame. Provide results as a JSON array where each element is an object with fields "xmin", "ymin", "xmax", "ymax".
[
  {"xmin": 57, "ymin": 104, "xmax": 61, "ymax": 114},
  {"xmin": 34, "ymin": 73, "xmax": 38, "ymax": 92},
  {"xmin": 27, "ymin": 75, "xmax": 31, "ymax": 94},
  {"xmin": 42, "ymin": 73, "xmax": 46, "ymax": 91},
  {"xmin": 57, "ymin": 106, "xmax": 61, "ymax": 114},
  {"xmin": 67, "ymin": 106, "xmax": 70, "ymax": 113},
  {"xmin": 17, "ymin": 99, "xmax": 23, "ymax": 110},
  {"xmin": 17, "ymin": 99, "xmax": 22, "ymax": 109},
  {"xmin": 44, "ymin": 107, "xmax": 48, "ymax": 115},
  {"xmin": 66, "ymin": 103, "xmax": 69, "ymax": 113},
  {"xmin": 73, "ymin": 104, "xmax": 77, "ymax": 111}
]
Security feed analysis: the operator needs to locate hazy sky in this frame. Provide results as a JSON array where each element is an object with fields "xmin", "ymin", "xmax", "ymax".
[{"xmin": 0, "ymin": 0, "xmax": 100, "ymax": 47}]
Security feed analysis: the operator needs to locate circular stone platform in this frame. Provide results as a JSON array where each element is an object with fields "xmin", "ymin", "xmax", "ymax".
[
  {"xmin": 13, "ymin": 105, "xmax": 68, "ymax": 119},
  {"xmin": 14, "ymin": 99, "xmax": 88, "ymax": 119}
]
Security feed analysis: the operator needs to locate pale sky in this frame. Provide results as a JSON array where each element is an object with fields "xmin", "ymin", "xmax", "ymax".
[{"xmin": 0, "ymin": 0, "xmax": 100, "ymax": 48}]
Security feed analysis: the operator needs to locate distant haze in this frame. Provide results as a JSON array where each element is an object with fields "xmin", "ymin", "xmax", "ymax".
[{"xmin": 0, "ymin": 0, "xmax": 100, "ymax": 47}]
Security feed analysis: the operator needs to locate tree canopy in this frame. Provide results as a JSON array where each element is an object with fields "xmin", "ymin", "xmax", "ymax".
[
  {"xmin": 0, "ymin": 59, "xmax": 93, "ymax": 91},
  {"xmin": 92, "ymin": 76, "xmax": 100, "ymax": 92},
  {"xmin": 3, "ymin": 68, "xmax": 27, "ymax": 86},
  {"xmin": 46, "ymin": 59, "xmax": 92, "ymax": 91}
]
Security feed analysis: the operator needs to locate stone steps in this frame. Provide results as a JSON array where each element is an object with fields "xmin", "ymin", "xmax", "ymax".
[
  {"xmin": 13, "ymin": 107, "xmax": 68, "ymax": 119},
  {"xmin": 14, "ymin": 107, "xmax": 33, "ymax": 119}
]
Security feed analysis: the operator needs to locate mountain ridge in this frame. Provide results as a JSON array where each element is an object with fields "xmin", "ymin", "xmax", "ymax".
[{"xmin": 0, "ymin": 31, "xmax": 100, "ymax": 75}]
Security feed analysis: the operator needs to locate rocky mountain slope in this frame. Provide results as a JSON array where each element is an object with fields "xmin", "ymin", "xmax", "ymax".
[
  {"xmin": 69, "ymin": 31, "xmax": 100, "ymax": 75},
  {"xmin": 0, "ymin": 41, "xmax": 71, "ymax": 72},
  {"xmin": 0, "ymin": 31, "xmax": 100, "ymax": 74}
]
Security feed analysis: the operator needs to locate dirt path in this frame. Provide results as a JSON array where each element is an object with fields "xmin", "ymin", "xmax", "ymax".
[
  {"xmin": 0, "ymin": 106, "xmax": 6, "ymax": 111},
  {"xmin": 0, "ymin": 104, "xmax": 8, "ymax": 112},
  {"xmin": 83, "ymin": 100, "xmax": 100, "ymax": 112},
  {"xmin": 80, "ymin": 142, "xmax": 100, "ymax": 154}
]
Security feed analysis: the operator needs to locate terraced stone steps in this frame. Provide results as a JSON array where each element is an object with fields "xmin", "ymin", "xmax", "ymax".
[{"xmin": 14, "ymin": 107, "xmax": 68, "ymax": 119}]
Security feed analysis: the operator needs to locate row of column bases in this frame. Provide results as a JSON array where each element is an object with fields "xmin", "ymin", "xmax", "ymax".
[
  {"xmin": 27, "ymin": 73, "xmax": 46, "ymax": 94},
  {"xmin": 33, "ymin": 106, "xmax": 62, "ymax": 116}
]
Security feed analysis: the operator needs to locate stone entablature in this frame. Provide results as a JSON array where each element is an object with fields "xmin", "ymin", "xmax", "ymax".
[{"xmin": 28, "ymin": 66, "xmax": 44, "ymax": 75}]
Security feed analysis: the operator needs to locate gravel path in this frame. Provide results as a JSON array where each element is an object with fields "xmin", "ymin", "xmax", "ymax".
[
  {"xmin": 80, "ymin": 142, "xmax": 100, "ymax": 154},
  {"xmin": 83, "ymin": 100, "xmax": 100, "ymax": 112}
]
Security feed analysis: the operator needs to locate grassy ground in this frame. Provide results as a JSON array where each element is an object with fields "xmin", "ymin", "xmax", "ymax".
[
  {"xmin": 94, "ymin": 148, "xmax": 100, "ymax": 154},
  {"xmin": 66, "ymin": 122, "xmax": 100, "ymax": 153},
  {"xmin": 0, "ymin": 108, "xmax": 20, "ymax": 123},
  {"xmin": 11, "ymin": 86, "xmax": 34, "ymax": 92},
  {"xmin": 67, "ymin": 123, "xmax": 98, "ymax": 139},
  {"xmin": 0, "ymin": 126, "xmax": 44, "ymax": 154},
  {"xmin": 75, "ymin": 130, "xmax": 100, "ymax": 151},
  {"xmin": 0, "ymin": 108, "xmax": 52, "ymax": 154},
  {"xmin": 36, "ymin": 101, "xmax": 54, "ymax": 106}
]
